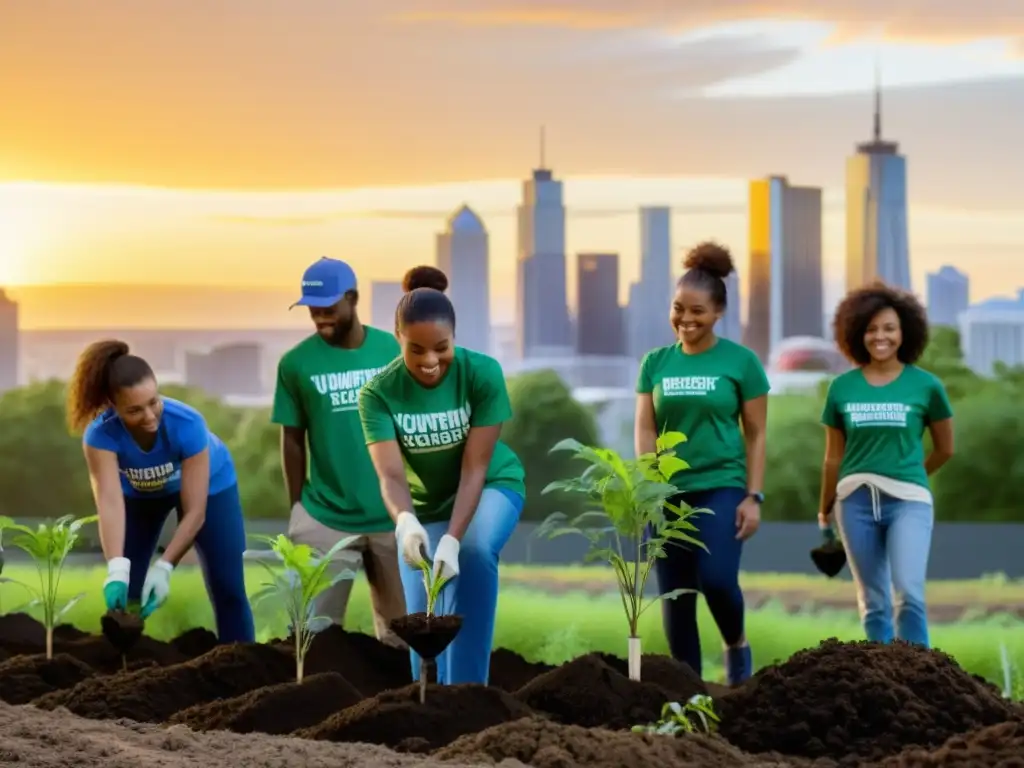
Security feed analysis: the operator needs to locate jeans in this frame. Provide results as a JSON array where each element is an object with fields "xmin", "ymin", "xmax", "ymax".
[
  {"xmin": 123, "ymin": 483, "xmax": 256, "ymax": 643},
  {"xmin": 653, "ymin": 487, "xmax": 748, "ymax": 678},
  {"xmin": 398, "ymin": 486, "xmax": 523, "ymax": 685},
  {"xmin": 835, "ymin": 485, "xmax": 933, "ymax": 647}
]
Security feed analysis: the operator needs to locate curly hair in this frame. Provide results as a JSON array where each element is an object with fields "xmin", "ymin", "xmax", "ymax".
[
  {"xmin": 66, "ymin": 340, "xmax": 155, "ymax": 435},
  {"xmin": 396, "ymin": 265, "xmax": 455, "ymax": 333},
  {"xmin": 832, "ymin": 280, "xmax": 930, "ymax": 366},
  {"xmin": 678, "ymin": 240, "xmax": 735, "ymax": 309}
]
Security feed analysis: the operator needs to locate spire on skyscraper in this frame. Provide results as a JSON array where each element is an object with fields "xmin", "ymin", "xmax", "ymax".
[{"xmin": 873, "ymin": 58, "xmax": 882, "ymax": 142}]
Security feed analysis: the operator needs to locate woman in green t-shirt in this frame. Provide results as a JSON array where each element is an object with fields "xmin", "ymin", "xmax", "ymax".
[
  {"xmin": 358, "ymin": 266, "xmax": 526, "ymax": 686},
  {"xmin": 818, "ymin": 281, "xmax": 954, "ymax": 648},
  {"xmin": 635, "ymin": 242, "xmax": 770, "ymax": 686}
]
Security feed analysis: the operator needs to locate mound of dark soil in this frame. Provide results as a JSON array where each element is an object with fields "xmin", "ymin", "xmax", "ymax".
[
  {"xmin": 718, "ymin": 638, "xmax": 1018, "ymax": 763},
  {"xmin": 514, "ymin": 652, "xmax": 682, "ymax": 730},
  {"xmin": 33, "ymin": 643, "xmax": 294, "ymax": 721},
  {"xmin": 0, "ymin": 613, "xmax": 83, "ymax": 654},
  {"xmin": 296, "ymin": 682, "xmax": 534, "ymax": 750},
  {"xmin": 169, "ymin": 671, "xmax": 363, "ymax": 735},
  {"xmin": 434, "ymin": 716, "xmax": 793, "ymax": 768},
  {"xmin": 488, "ymin": 648, "xmax": 552, "ymax": 692},
  {"xmin": 0, "ymin": 653, "xmax": 96, "ymax": 704},
  {"xmin": 170, "ymin": 627, "xmax": 219, "ymax": 658},
  {"xmin": 596, "ymin": 651, "xmax": 707, "ymax": 701},
  {"xmin": 877, "ymin": 720, "xmax": 1024, "ymax": 767},
  {"xmin": 301, "ymin": 624, "xmax": 411, "ymax": 696}
]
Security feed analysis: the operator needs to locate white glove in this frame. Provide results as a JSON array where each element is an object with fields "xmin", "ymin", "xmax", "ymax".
[
  {"xmin": 104, "ymin": 556, "xmax": 131, "ymax": 588},
  {"xmin": 433, "ymin": 534, "xmax": 460, "ymax": 581},
  {"xmin": 141, "ymin": 559, "xmax": 174, "ymax": 617},
  {"xmin": 395, "ymin": 511, "xmax": 430, "ymax": 567}
]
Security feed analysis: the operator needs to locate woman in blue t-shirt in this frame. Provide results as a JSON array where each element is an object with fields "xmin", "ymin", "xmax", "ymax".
[{"xmin": 66, "ymin": 339, "xmax": 255, "ymax": 643}]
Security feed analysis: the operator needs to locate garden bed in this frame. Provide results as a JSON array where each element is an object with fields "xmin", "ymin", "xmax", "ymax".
[{"xmin": 0, "ymin": 611, "xmax": 1022, "ymax": 767}]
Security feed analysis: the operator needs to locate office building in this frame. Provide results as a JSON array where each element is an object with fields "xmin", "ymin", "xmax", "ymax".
[
  {"xmin": 369, "ymin": 281, "xmax": 404, "ymax": 331},
  {"xmin": 576, "ymin": 253, "xmax": 624, "ymax": 356},
  {"xmin": 625, "ymin": 206, "xmax": 675, "ymax": 358},
  {"xmin": 0, "ymin": 289, "xmax": 18, "ymax": 393},
  {"xmin": 959, "ymin": 290, "xmax": 1024, "ymax": 376},
  {"xmin": 436, "ymin": 205, "xmax": 491, "ymax": 354},
  {"xmin": 720, "ymin": 270, "xmax": 742, "ymax": 343},
  {"xmin": 846, "ymin": 76, "xmax": 911, "ymax": 292},
  {"xmin": 746, "ymin": 175, "xmax": 824, "ymax": 362},
  {"xmin": 516, "ymin": 130, "xmax": 571, "ymax": 359},
  {"xmin": 926, "ymin": 266, "xmax": 970, "ymax": 328}
]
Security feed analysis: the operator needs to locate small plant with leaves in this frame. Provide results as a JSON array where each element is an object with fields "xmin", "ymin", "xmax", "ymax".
[
  {"xmin": 0, "ymin": 514, "xmax": 98, "ymax": 659},
  {"xmin": 536, "ymin": 431, "xmax": 709, "ymax": 681},
  {"xmin": 416, "ymin": 559, "xmax": 452, "ymax": 617},
  {"xmin": 632, "ymin": 694, "xmax": 720, "ymax": 736},
  {"xmin": 244, "ymin": 533, "xmax": 357, "ymax": 683}
]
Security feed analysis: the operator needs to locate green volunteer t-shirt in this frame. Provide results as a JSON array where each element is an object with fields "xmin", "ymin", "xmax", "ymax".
[
  {"xmin": 637, "ymin": 338, "xmax": 770, "ymax": 492},
  {"xmin": 821, "ymin": 365, "xmax": 953, "ymax": 489},
  {"xmin": 271, "ymin": 326, "xmax": 400, "ymax": 533},
  {"xmin": 358, "ymin": 347, "xmax": 526, "ymax": 524}
]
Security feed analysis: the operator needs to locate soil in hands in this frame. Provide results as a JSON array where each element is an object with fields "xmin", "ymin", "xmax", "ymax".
[
  {"xmin": 514, "ymin": 652, "xmax": 701, "ymax": 730},
  {"xmin": 718, "ymin": 638, "xmax": 1021, "ymax": 763},
  {"xmin": 296, "ymin": 681, "xmax": 534, "ymax": 751},
  {"xmin": 101, "ymin": 610, "xmax": 144, "ymax": 654},
  {"xmin": 878, "ymin": 720, "xmax": 1024, "ymax": 768},
  {"xmin": 169, "ymin": 671, "xmax": 364, "ymax": 735},
  {"xmin": 0, "ymin": 653, "xmax": 96, "ymax": 704},
  {"xmin": 33, "ymin": 643, "xmax": 296, "ymax": 721},
  {"xmin": 434, "ymin": 716, "xmax": 795, "ymax": 768}
]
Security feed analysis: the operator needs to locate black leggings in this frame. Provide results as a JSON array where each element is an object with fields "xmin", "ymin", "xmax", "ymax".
[{"xmin": 654, "ymin": 487, "xmax": 747, "ymax": 677}]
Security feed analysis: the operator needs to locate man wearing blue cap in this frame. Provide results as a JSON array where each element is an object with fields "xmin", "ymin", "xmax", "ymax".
[{"xmin": 272, "ymin": 257, "xmax": 406, "ymax": 645}]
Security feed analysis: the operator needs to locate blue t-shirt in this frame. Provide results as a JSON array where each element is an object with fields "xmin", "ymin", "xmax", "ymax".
[{"xmin": 83, "ymin": 397, "xmax": 236, "ymax": 498}]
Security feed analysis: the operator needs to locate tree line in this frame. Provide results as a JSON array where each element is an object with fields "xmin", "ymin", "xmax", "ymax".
[{"xmin": 1, "ymin": 328, "xmax": 1020, "ymax": 523}]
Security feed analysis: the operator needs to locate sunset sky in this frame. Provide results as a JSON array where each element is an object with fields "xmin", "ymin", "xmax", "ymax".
[{"xmin": 2, "ymin": 1, "xmax": 1023, "ymax": 329}]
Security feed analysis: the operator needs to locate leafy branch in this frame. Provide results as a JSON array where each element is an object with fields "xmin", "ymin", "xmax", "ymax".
[{"xmin": 632, "ymin": 694, "xmax": 720, "ymax": 735}]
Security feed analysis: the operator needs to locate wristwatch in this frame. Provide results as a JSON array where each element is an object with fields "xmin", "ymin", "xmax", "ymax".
[{"xmin": 747, "ymin": 492, "xmax": 765, "ymax": 504}]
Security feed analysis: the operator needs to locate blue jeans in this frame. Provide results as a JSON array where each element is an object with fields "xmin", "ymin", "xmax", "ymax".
[
  {"xmin": 653, "ymin": 487, "xmax": 748, "ymax": 678},
  {"xmin": 123, "ymin": 483, "xmax": 256, "ymax": 643},
  {"xmin": 398, "ymin": 486, "xmax": 523, "ymax": 685},
  {"xmin": 835, "ymin": 485, "xmax": 933, "ymax": 647}
]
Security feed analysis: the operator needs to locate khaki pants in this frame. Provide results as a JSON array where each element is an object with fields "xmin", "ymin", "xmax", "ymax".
[{"xmin": 288, "ymin": 502, "xmax": 407, "ymax": 648}]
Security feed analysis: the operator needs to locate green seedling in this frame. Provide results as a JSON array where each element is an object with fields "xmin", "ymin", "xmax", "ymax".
[
  {"xmin": 632, "ymin": 694, "xmax": 720, "ymax": 736},
  {"xmin": 0, "ymin": 514, "xmax": 98, "ymax": 659},
  {"xmin": 416, "ymin": 555, "xmax": 452, "ymax": 617},
  {"xmin": 536, "ymin": 431, "xmax": 709, "ymax": 681},
  {"xmin": 244, "ymin": 533, "xmax": 357, "ymax": 683}
]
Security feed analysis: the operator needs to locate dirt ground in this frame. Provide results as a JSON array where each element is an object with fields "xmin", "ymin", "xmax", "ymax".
[{"xmin": 0, "ymin": 699, "xmax": 529, "ymax": 768}]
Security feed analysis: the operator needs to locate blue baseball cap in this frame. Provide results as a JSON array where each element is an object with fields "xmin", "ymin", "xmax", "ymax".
[{"xmin": 290, "ymin": 257, "xmax": 358, "ymax": 309}]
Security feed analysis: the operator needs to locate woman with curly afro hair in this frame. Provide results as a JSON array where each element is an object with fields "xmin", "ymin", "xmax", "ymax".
[
  {"xmin": 818, "ymin": 280, "xmax": 955, "ymax": 648},
  {"xmin": 635, "ymin": 241, "xmax": 769, "ymax": 685}
]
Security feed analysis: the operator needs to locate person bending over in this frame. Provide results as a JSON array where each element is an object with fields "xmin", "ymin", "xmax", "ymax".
[
  {"xmin": 634, "ymin": 241, "xmax": 769, "ymax": 685},
  {"xmin": 358, "ymin": 265, "xmax": 526, "ymax": 686},
  {"xmin": 819, "ymin": 281, "xmax": 954, "ymax": 648},
  {"xmin": 66, "ymin": 340, "xmax": 255, "ymax": 643}
]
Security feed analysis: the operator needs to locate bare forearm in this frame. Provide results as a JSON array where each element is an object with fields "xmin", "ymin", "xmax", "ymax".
[
  {"xmin": 380, "ymin": 474, "xmax": 416, "ymax": 524},
  {"xmin": 281, "ymin": 437, "xmax": 307, "ymax": 506},
  {"xmin": 162, "ymin": 501, "xmax": 205, "ymax": 566},
  {"xmin": 819, "ymin": 461, "xmax": 840, "ymax": 516},
  {"xmin": 745, "ymin": 434, "xmax": 766, "ymax": 492},
  {"xmin": 924, "ymin": 451, "xmax": 952, "ymax": 476},
  {"xmin": 447, "ymin": 469, "xmax": 487, "ymax": 541},
  {"xmin": 634, "ymin": 427, "xmax": 657, "ymax": 458},
  {"xmin": 97, "ymin": 495, "xmax": 126, "ymax": 560}
]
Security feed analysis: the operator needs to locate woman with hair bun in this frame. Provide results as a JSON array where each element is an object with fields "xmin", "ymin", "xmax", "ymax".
[
  {"xmin": 634, "ymin": 241, "xmax": 769, "ymax": 685},
  {"xmin": 66, "ymin": 340, "xmax": 254, "ymax": 642},
  {"xmin": 358, "ymin": 265, "xmax": 526, "ymax": 686}
]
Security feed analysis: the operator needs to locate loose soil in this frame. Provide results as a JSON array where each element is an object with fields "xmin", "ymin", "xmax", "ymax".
[
  {"xmin": 2, "ymin": 612, "xmax": 1024, "ymax": 766},
  {"xmin": 101, "ymin": 609, "xmax": 145, "ymax": 654},
  {"xmin": 390, "ymin": 613, "xmax": 464, "ymax": 660},
  {"xmin": 169, "ymin": 672, "xmax": 364, "ymax": 735},
  {"xmin": 717, "ymin": 638, "xmax": 1020, "ymax": 764}
]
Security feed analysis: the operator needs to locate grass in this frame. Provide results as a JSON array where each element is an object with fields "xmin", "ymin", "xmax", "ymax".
[{"xmin": 2, "ymin": 564, "xmax": 1022, "ymax": 691}]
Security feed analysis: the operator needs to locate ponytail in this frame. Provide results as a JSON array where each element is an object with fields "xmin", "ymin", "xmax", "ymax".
[{"xmin": 66, "ymin": 340, "xmax": 154, "ymax": 435}]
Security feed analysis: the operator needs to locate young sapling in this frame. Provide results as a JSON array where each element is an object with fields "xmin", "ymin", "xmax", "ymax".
[
  {"xmin": 537, "ymin": 431, "xmax": 709, "ymax": 681},
  {"xmin": 0, "ymin": 515, "xmax": 98, "ymax": 659},
  {"xmin": 244, "ymin": 533, "xmax": 357, "ymax": 683},
  {"xmin": 632, "ymin": 694, "xmax": 720, "ymax": 735}
]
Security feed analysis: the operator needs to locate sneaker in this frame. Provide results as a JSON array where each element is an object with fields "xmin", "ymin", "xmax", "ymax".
[{"xmin": 725, "ymin": 644, "xmax": 752, "ymax": 686}]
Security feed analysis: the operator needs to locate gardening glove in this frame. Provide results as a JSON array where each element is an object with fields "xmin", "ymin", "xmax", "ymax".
[
  {"xmin": 433, "ymin": 534, "xmax": 460, "ymax": 581},
  {"xmin": 140, "ymin": 559, "xmax": 174, "ymax": 618},
  {"xmin": 395, "ymin": 511, "xmax": 430, "ymax": 567},
  {"xmin": 103, "ymin": 557, "xmax": 131, "ymax": 610}
]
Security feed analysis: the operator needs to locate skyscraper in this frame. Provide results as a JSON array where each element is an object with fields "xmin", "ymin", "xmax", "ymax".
[
  {"xmin": 369, "ymin": 281, "xmax": 404, "ymax": 331},
  {"xmin": 846, "ymin": 72, "xmax": 911, "ymax": 292},
  {"xmin": 746, "ymin": 175, "xmax": 824, "ymax": 362},
  {"xmin": 926, "ymin": 266, "xmax": 970, "ymax": 328},
  {"xmin": 436, "ymin": 205, "xmax": 491, "ymax": 354},
  {"xmin": 0, "ymin": 289, "xmax": 19, "ymax": 393},
  {"xmin": 719, "ymin": 271, "xmax": 742, "ymax": 343},
  {"xmin": 516, "ymin": 129, "xmax": 571, "ymax": 359},
  {"xmin": 575, "ymin": 253, "xmax": 624, "ymax": 356},
  {"xmin": 625, "ymin": 206, "xmax": 675, "ymax": 358}
]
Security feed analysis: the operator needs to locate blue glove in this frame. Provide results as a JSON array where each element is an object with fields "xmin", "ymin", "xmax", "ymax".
[{"xmin": 103, "ymin": 557, "xmax": 130, "ymax": 610}]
